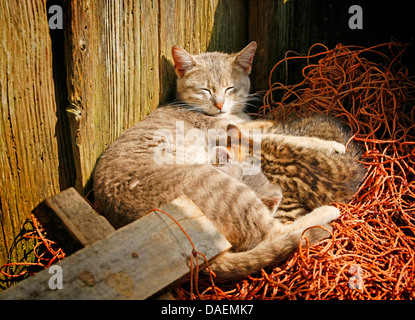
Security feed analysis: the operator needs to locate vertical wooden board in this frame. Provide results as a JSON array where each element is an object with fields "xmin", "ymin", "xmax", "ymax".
[
  {"xmin": 159, "ymin": 0, "xmax": 215, "ymax": 104},
  {"xmin": 248, "ymin": 0, "xmax": 280, "ymax": 93},
  {"xmin": 33, "ymin": 188, "xmax": 115, "ymax": 254},
  {"xmin": 137, "ymin": 0, "xmax": 160, "ymax": 120},
  {"xmin": 207, "ymin": 0, "xmax": 248, "ymax": 53},
  {"xmin": 65, "ymin": 0, "xmax": 160, "ymax": 192},
  {"xmin": 0, "ymin": 1, "xmax": 61, "ymax": 265}
]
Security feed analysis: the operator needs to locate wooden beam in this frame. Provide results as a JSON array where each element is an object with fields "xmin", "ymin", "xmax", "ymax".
[
  {"xmin": 32, "ymin": 188, "xmax": 115, "ymax": 255},
  {"xmin": 0, "ymin": 195, "xmax": 231, "ymax": 300}
]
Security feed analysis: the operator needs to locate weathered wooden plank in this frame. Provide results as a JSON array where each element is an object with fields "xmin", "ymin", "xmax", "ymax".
[
  {"xmin": 33, "ymin": 188, "xmax": 115, "ymax": 255},
  {"xmin": 65, "ymin": 0, "xmax": 160, "ymax": 192},
  {"xmin": 158, "ymin": 0, "xmax": 214, "ymax": 104},
  {"xmin": 0, "ymin": 1, "xmax": 61, "ymax": 266},
  {"xmin": 0, "ymin": 195, "xmax": 231, "ymax": 300}
]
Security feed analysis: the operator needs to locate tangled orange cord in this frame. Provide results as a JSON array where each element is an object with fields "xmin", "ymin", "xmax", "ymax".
[
  {"xmin": 0, "ymin": 214, "xmax": 65, "ymax": 288},
  {"xmin": 1, "ymin": 42, "xmax": 414, "ymax": 299}
]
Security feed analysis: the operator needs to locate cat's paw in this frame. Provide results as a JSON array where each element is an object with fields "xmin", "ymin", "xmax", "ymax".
[
  {"xmin": 311, "ymin": 205, "xmax": 340, "ymax": 225},
  {"xmin": 327, "ymin": 141, "xmax": 346, "ymax": 154}
]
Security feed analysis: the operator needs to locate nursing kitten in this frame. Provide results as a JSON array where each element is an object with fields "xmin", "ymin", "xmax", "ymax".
[
  {"xmin": 213, "ymin": 146, "xmax": 283, "ymax": 216},
  {"xmin": 232, "ymin": 115, "xmax": 365, "ymax": 223},
  {"xmin": 93, "ymin": 42, "xmax": 341, "ymax": 281}
]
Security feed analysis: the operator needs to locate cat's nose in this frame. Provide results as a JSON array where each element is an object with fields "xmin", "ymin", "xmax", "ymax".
[{"xmin": 215, "ymin": 102, "xmax": 224, "ymax": 110}]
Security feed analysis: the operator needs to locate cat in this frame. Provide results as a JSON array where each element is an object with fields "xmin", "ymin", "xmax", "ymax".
[
  {"xmin": 228, "ymin": 116, "xmax": 366, "ymax": 223},
  {"xmin": 93, "ymin": 42, "xmax": 346, "ymax": 281}
]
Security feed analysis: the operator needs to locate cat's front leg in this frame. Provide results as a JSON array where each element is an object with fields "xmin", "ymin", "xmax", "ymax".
[
  {"xmin": 282, "ymin": 205, "xmax": 340, "ymax": 234},
  {"xmin": 287, "ymin": 136, "xmax": 346, "ymax": 154},
  {"xmin": 238, "ymin": 120, "xmax": 275, "ymax": 130},
  {"xmin": 262, "ymin": 134, "xmax": 346, "ymax": 154}
]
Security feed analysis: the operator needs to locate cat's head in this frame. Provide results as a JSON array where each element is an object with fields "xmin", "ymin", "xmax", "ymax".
[{"xmin": 172, "ymin": 42, "xmax": 257, "ymax": 119}]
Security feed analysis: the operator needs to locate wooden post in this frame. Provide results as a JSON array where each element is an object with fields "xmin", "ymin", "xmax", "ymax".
[
  {"xmin": 64, "ymin": 0, "xmax": 161, "ymax": 192},
  {"xmin": 0, "ymin": 192, "xmax": 231, "ymax": 300},
  {"xmin": 0, "ymin": 1, "xmax": 62, "ymax": 266}
]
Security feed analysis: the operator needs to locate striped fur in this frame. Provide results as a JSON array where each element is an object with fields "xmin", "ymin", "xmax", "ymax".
[{"xmin": 238, "ymin": 115, "xmax": 365, "ymax": 223}]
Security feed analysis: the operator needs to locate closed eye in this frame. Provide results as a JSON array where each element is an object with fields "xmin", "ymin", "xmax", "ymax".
[
  {"xmin": 200, "ymin": 88, "xmax": 212, "ymax": 95},
  {"xmin": 225, "ymin": 86, "xmax": 235, "ymax": 94}
]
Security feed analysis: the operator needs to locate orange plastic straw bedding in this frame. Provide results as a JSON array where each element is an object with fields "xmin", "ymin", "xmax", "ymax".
[{"xmin": 1, "ymin": 42, "xmax": 414, "ymax": 299}]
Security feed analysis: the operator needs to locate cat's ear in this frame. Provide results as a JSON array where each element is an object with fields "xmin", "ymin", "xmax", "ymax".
[
  {"xmin": 227, "ymin": 124, "xmax": 249, "ymax": 146},
  {"xmin": 232, "ymin": 41, "xmax": 257, "ymax": 75},
  {"xmin": 213, "ymin": 146, "xmax": 232, "ymax": 165},
  {"xmin": 227, "ymin": 124, "xmax": 252, "ymax": 161},
  {"xmin": 172, "ymin": 45, "xmax": 197, "ymax": 77}
]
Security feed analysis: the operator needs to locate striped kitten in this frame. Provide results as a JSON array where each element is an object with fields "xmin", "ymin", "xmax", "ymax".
[
  {"xmin": 93, "ymin": 43, "xmax": 343, "ymax": 281},
  {"xmin": 232, "ymin": 115, "xmax": 366, "ymax": 223}
]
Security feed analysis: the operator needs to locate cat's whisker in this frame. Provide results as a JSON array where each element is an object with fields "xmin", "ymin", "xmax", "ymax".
[{"xmin": 244, "ymin": 102, "xmax": 262, "ymax": 109}]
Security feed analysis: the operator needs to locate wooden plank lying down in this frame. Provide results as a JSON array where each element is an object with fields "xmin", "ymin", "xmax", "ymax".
[{"xmin": 0, "ymin": 191, "xmax": 231, "ymax": 300}]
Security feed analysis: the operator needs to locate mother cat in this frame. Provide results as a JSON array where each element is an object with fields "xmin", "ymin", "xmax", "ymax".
[{"xmin": 93, "ymin": 42, "xmax": 358, "ymax": 281}]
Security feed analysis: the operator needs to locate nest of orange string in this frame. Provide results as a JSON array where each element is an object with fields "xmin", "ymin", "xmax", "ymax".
[
  {"xmin": 0, "ymin": 214, "xmax": 66, "ymax": 290},
  {"xmin": 174, "ymin": 42, "xmax": 415, "ymax": 299}
]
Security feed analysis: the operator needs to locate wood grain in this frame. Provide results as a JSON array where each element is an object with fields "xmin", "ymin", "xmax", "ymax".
[
  {"xmin": 0, "ymin": 195, "xmax": 231, "ymax": 300},
  {"xmin": 0, "ymin": 0, "xmax": 251, "ymax": 268},
  {"xmin": 248, "ymin": 0, "xmax": 341, "ymax": 92},
  {"xmin": 65, "ymin": 0, "xmax": 160, "ymax": 192},
  {"xmin": 33, "ymin": 188, "xmax": 115, "ymax": 254},
  {"xmin": 159, "ymin": 0, "xmax": 248, "ymax": 104},
  {"xmin": 0, "ymin": 0, "xmax": 61, "ymax": 266}
]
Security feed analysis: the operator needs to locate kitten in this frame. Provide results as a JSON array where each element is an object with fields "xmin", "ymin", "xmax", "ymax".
[
  {"xmin": 213, "ymin": 146, "xmax": 283, "ymax": 216},
  {"xmin": 231, "ymin": 115, "xmax": 366, "ymax": 223},
  {"xmin": 93, "ymin": 43, "xmax": 341, "ymax": 281}
]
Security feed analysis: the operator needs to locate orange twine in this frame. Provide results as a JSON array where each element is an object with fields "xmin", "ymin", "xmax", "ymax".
[{"xmin": 0, "ymin": 214, "xmax": 65, "ymax": 282}]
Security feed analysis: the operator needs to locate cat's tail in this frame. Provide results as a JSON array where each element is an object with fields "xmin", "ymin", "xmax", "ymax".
[{"xmin": 208, "ymin": 226, "xmax": 330, "ymax": 282}]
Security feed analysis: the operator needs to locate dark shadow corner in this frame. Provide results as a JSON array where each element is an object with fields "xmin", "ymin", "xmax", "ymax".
[{"xmin": 47, "ymin": 0, "xmax": 76, "ymax": 191}]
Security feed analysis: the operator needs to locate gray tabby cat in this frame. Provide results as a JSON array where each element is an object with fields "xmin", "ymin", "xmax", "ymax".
[{"xmin": 93, "ymin": 42, "xmax": 348, "ymax": 281}]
